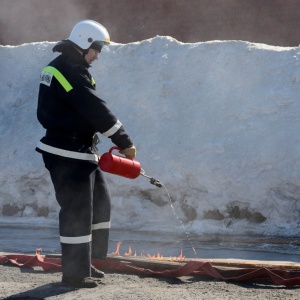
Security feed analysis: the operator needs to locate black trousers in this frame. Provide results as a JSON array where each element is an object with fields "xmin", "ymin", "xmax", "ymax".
[{"xmin": 43, "ymin": 154, "xmax": 111, "ymax": 278}]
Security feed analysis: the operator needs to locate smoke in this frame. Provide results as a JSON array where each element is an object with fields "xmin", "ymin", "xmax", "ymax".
[
  {"xmin": 0, "ymin": 0, "xmax": 92, "ymax": 45},
  {"xmin": 177, "ymin": 0, "xmax": 299, "ymax": 46},
  {"xmin": 1, "ymin": 1, "xmax": 300, "ymax": 48}
]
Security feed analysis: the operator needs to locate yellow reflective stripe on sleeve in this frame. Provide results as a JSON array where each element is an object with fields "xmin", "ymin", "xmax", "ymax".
[
  {"xmin": 91, "ymin": 77, "xmax": 96, "ymax": 86},
  {"xmin": 41, "ymin": 66, "xmax": 73, "ymax": 92}
]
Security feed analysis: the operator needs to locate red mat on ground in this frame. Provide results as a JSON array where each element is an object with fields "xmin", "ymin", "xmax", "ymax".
[{"xmin": 1, "ymin": 252, "xmax": 300, "ymax": 287}]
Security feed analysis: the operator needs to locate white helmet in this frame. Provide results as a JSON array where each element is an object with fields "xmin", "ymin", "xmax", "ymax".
[{"xmin": 68, "ymin": 20, "xmax": 110, "ymax": 51}]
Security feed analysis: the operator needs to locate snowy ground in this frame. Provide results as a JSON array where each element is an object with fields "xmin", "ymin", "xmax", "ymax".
[{"xmin": 0, "ymin": 36, "xmax": 300, "ymax": 240}]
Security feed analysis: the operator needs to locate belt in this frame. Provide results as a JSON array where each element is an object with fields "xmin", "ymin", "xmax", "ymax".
[{"xmin": 46, "ymin": 130, "xmax": 99, "ymax": 147}]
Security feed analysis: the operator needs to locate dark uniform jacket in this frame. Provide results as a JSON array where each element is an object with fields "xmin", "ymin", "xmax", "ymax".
[{"xmin": 36, "ymin": 41, "xmax": 133, "ymax": 163}]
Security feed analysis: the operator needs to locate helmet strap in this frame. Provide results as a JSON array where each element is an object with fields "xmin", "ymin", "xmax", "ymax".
[
  {"xmin": 72, "ymin": 43, "xmax": 88, "ymax": 58},
  {"xmin": 82, "ymin": 49, "xmax": 88, "ymax": 57}
]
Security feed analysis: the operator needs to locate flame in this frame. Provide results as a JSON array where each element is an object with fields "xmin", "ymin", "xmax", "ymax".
[
  {"xmin": 110, "ymin": 242, "xmax": 186, "ymax": 262},
  {"xmin": 124, "ymin": 246, "xmax": 132, "ymax": 256},
  {"xmin": 111, "ymin": 241, "xmax": 122, "ymax": 256},
  {"xmin": 35, "ymin": 248, "xmax": 42, "ymax": 255}
]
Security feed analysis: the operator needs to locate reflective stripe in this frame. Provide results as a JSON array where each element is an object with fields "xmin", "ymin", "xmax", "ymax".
[
  {"xmin": 91, "ymin": 77, "xmax": 96, "ymax": 86},
  {"xmin": 102, "ymin": 120, "xmax": 122, "ymax": 137},
  {"xmin": 92, "ymin": 221, "xmax": 111, "ymax": 230},
  {"xmin": 41, "ymin": 66, "xmax": 73, "ymax": 92},
  {"xmin": 60, "ymin": 234, "xmax": 92, "ymax": 244},
  {"xmin": 37, "ymin": 141, "xmax": 99, "ymax": 162}
]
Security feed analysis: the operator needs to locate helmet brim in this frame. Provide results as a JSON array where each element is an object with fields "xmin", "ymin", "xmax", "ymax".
[{"xmin": 90, "ymin": 40, "xmax": 109, "ymax": 52}]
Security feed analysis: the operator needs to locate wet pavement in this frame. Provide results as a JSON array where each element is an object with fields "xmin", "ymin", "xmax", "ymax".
[{"xmin": 0, "ymin": 224, "xmax": 300, "ymax": 262}]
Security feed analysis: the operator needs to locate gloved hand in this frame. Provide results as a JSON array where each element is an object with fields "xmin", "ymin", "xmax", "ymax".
[{"xmin": 119, "ymin": 145, "xmax": 136, "ymax": 159}]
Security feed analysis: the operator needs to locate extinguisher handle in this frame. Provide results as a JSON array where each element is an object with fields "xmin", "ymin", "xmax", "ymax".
[{"xmin": 109, "ymin": 146, "xmax": 122, "ymax": 154}]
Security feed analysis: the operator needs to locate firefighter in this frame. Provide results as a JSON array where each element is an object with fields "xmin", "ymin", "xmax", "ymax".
[{"xmin": 36, "ymin": 20, "xmax": 136, "ymax": 288}]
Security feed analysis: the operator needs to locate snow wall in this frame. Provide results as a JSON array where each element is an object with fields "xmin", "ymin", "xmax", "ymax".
[{"xmin": 0, "ymin": 36, "xmax": 300, "ymax": 237}]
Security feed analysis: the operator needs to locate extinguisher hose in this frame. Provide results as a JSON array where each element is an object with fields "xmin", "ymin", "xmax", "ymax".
[{"xmin": 140, "ymin": 169, "xmax": 162, "ymax": 188}]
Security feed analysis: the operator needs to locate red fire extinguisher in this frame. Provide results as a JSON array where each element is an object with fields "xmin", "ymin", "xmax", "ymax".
[
  {"xmin": 99, "ymin": 147, "xmax": 162, "ymax": 187},
  {"xmin": 99, "ymin": 146, "xmax": 141, "ymax": 179}
]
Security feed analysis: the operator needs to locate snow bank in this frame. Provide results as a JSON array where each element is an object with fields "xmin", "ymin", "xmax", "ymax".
[{"xmin": 0, "ymin": 37, "xmax": 300, "ymax": 237}]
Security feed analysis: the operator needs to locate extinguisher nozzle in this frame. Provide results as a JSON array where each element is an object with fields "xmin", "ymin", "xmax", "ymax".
[
  {"xmin": 150, "ymin": 177, "xmax": 162, "ymax": 188},
  {"xmin": 140, "ymin": 169, "xmax": 162, "ymax": 187}
]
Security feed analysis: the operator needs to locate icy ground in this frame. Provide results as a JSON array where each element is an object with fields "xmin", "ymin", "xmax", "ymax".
[{"xmin": 0, "ymin": 36, "xmax": 300, "ymax": 239}]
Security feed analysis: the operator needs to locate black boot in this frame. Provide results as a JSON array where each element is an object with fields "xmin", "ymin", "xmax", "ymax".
[
  {"xmin": 62, "ymin": 276, "xmax": 98, "ymax": 288},
  {"xmin": 91, "ymin": 265, "xmax": 105, "ymax": 278}
]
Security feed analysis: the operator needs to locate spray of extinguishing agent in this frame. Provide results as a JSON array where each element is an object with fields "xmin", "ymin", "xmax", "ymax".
[{"xmin": 99, "ymin": 147, "xmax": 198, "ymax": 258}]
